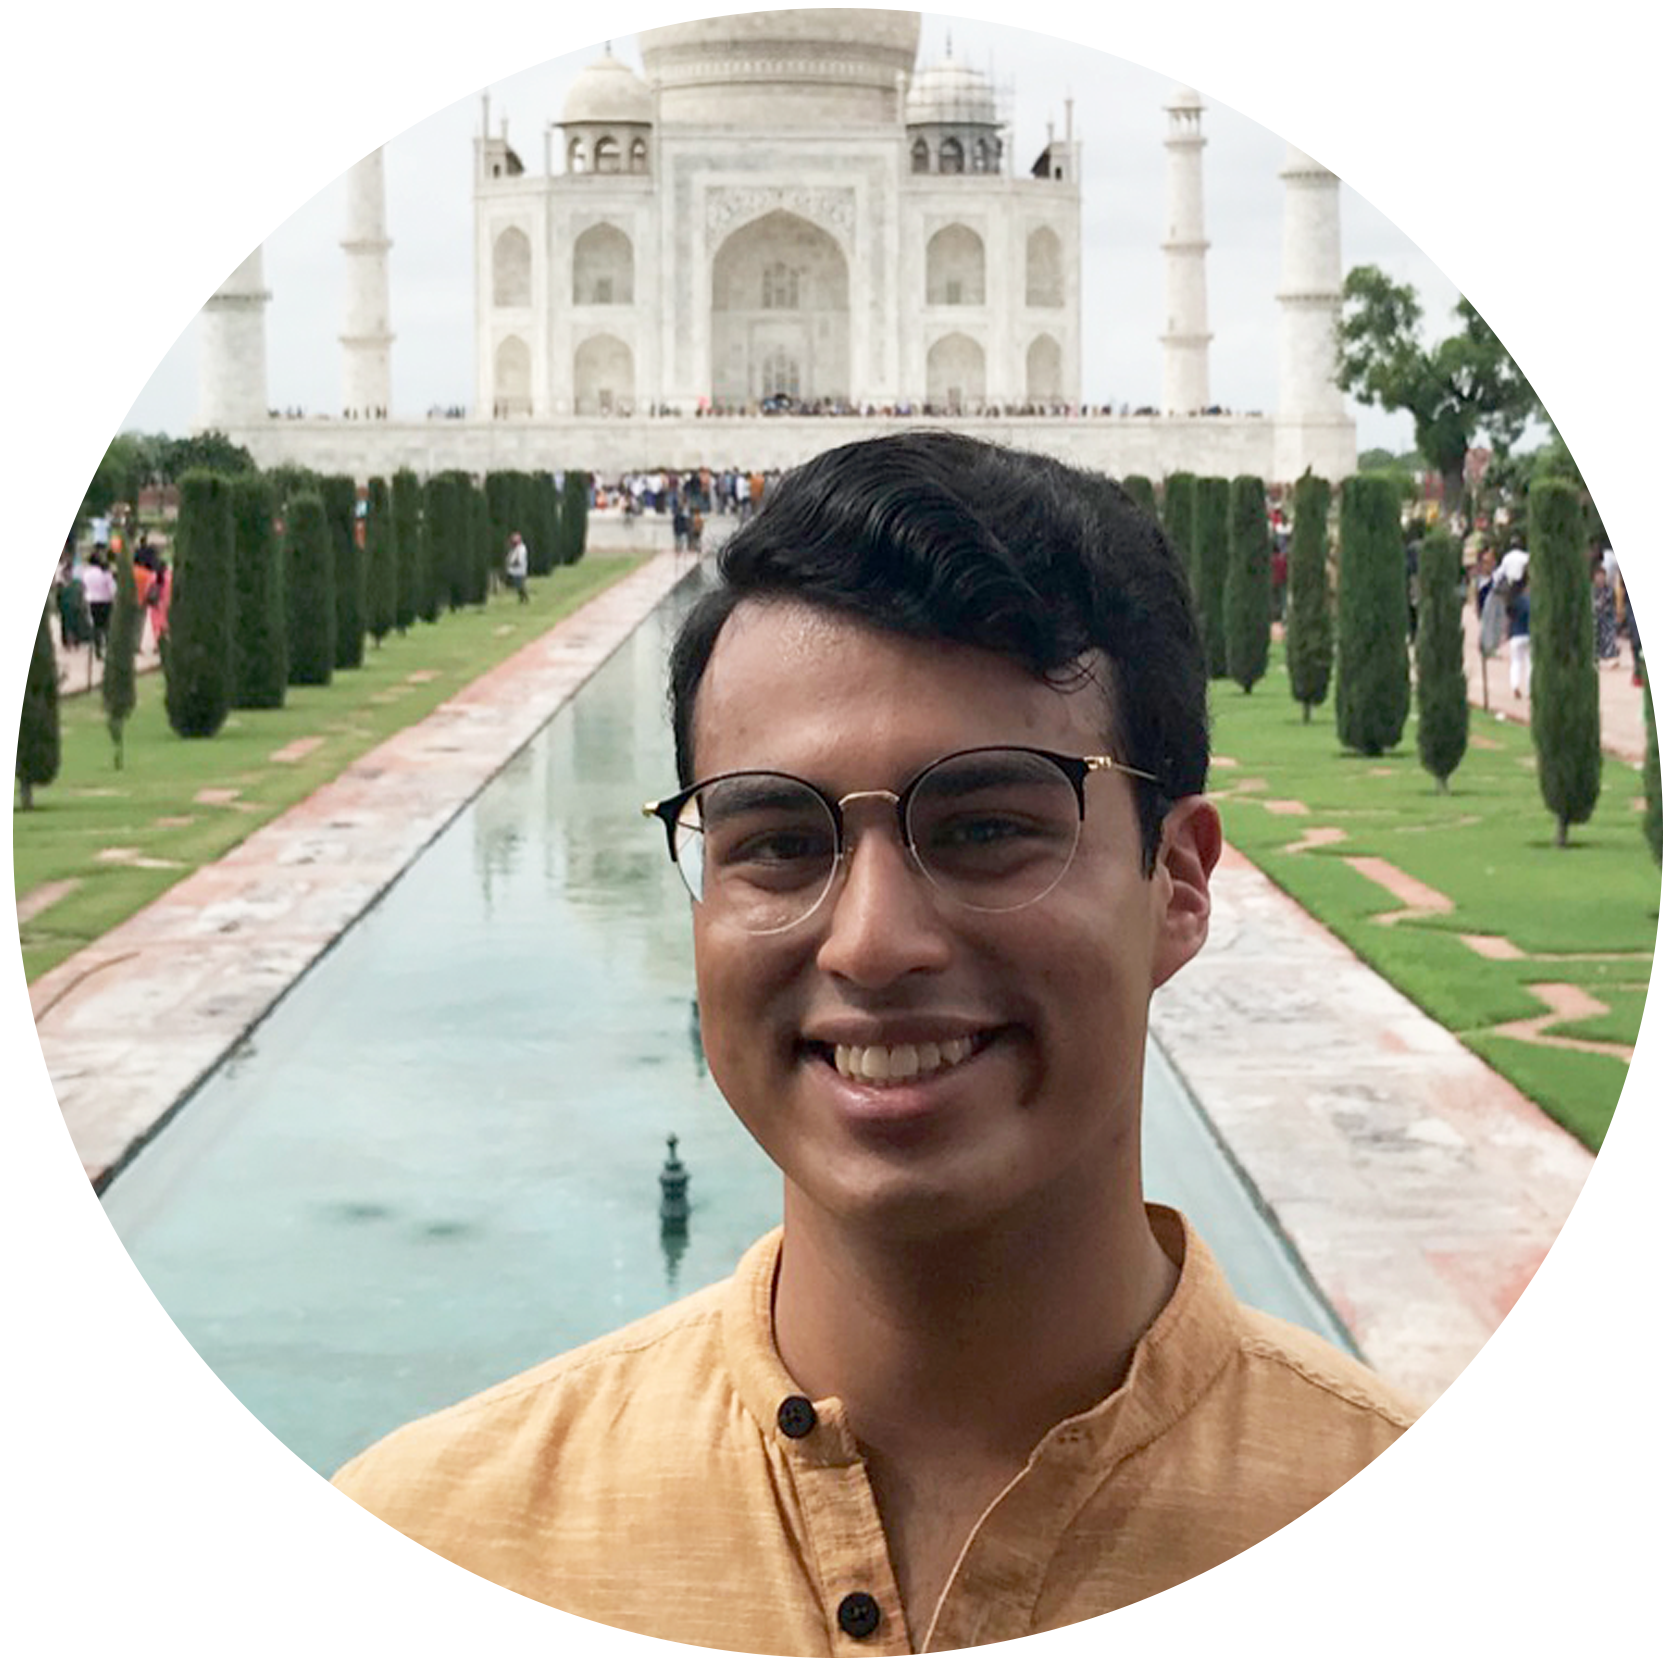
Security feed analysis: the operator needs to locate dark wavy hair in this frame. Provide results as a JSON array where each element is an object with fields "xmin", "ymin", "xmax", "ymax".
[{"xmin": 668, "ymin": 432, "xmax": 1208, "ymax": 873}]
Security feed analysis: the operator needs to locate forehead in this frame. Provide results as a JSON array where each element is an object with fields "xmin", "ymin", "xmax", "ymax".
[{"xmin": 689, "ymin": 599, "xmax": 1113, "ymax": 782}]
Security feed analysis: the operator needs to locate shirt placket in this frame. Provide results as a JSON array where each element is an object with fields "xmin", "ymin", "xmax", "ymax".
[{"xmin": 771, "ymin": 1392, "xmax": 912, "ymax": 1657}]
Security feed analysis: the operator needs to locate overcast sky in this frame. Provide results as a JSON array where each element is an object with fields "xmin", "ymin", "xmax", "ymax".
[{"xmin": 13, "ymin": 4, "xmax": 1667, "ymax": 456}]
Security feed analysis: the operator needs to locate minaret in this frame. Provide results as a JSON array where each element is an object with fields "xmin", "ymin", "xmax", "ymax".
[
  {"xmin": 1273, "ymin": 143, "xmax": 1354, "ymax": 481},
  {"xmin": 193, "ymin": 8, "xmax": 268, "ymax": 430},
  {"xmin": 1160, "ymin": 87, "xmax": 1211, "ymax": 416},
  {"xmin": 341, "ymin": 147, "xmax": 394, "ymax": 418}
]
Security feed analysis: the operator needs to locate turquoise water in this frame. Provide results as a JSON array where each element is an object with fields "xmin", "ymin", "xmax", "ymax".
[{"xmin": 102, "ymin": 588, "xmax": 1353, "ymax": 1476}]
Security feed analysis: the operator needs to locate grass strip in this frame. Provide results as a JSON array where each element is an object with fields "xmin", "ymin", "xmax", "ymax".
[
  {"xmin": 14, "ymin": 558, "xmax": 645, "ymax": 982},
  {"xmin": 1207, "ymin": 642, "xmax": 1660, "ymax": 1151}
]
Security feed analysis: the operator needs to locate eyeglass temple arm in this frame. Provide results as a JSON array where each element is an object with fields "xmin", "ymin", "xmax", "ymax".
[{"xmin": 1083, "ymin": 755, "xmax": 1163, "ymax": 786}]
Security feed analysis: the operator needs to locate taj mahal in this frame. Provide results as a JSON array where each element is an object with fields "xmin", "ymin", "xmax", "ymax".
[{"xmin": 198, "ymin": 8, "xmax": 1354, "ymax": 484}]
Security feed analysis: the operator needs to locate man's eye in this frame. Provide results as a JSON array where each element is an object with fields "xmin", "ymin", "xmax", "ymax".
[{"xmin": 716, "ymin": 826, "xmax": 833, "ymax": 867}]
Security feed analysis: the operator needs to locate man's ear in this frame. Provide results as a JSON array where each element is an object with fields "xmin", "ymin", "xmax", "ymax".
[{"xmin": 1151, "ymin": 795, "xmax": 1221, "ymax": 989}]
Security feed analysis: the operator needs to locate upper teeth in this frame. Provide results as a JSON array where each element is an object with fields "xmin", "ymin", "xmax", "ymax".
[{"xmin": 832, "ymin": 1037, "xmax": 975, "ymax": 1084}]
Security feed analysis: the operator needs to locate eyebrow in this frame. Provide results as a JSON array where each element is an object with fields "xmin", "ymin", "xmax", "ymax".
[{"xmin": 698, "ymin": 776, "xmax": 819, "ymax": 821}]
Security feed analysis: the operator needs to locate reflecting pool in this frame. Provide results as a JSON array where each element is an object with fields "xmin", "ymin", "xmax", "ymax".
[{"xmin": 103, "ymin": 584, "xmax": 1352, "ymax": 1476}]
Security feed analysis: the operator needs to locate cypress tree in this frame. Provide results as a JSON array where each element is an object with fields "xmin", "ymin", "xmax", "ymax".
[
  {"xmin": 1224, "ymin": 475, "xmax": 1271, "ymax": 694},
  {"xmin": 1335, "ymin": 473, "xmax": 1410, "ymax": 757},
  {"xmin": 526, "ymin": 472, "xmax": 557, "ymax": 576},
  {"xmin": 11, "ymin": 486, "xmax": 60, "ymax": 810},
  {"xmin": 164, "ymin": 469, "xmax": 236, "ymax": 738},
  {"xmin": 101, "ymin": 543, "xmax": 141, "ymax": 766},
  {"xmin": 471, "ymin": 479, "xmax": 493, "ymax": 605},
  {"xmin": 230, "ymin": 474, "xmax": 286, "ymax": 709},
  {"xmin": 392, "ymin": 468, "xmax": 421, "ymax": 632},
  {"xmin": 286, "ymin": 492, "xmax": 335, "ymax": 686},
  {"xmin": 422, "ymin": 473, "xmax": 455, "ymax": 617},
  {"xmin": 485, "ymin": 470, "xmax": 519, "ymax": 587},
  {"xmin": 1192, "ymin": 477, "xmax": 1231, "ymax": 678},
  {"xmin": 1162, "ymin": 472, "xmax": 1197, "ymax": 611},
  {"xmin": 365, "ymin": 476, "xmax": 395, "ymax": 646},
  {"xmin": 1286, "ymin": 471, "xmax": 1332, "ymax": 721},
  {"xmin": 1643, "ymin": 667, "xmax": 1662, "ymax": 867},
  {"xmin": 1122, "ymin": 475, "xmax": 1156, "ymax": 518},
  {"xmin": 322, "ymin": 475, "xmax": 365, "ymax": 669},
  {"xmin": 1530, "ymin": 477, "xmax": 1601, "ymax": 846},
  {"xmin": 1414, "ymin": 525, "xmax": 1468, "ymax": 791},
  {"xmin": 445, "ymin": 471, "xmax": 474, "ymax": 608},
  {"xmin": 562, "ymin": 471, "xmax": 591, "ymax": 563}
]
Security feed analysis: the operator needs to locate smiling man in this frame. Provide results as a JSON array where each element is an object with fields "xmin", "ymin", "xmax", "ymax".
[{"xmin": 335, "ymin": 433, "xmax": 1418, "ymax": 1652}]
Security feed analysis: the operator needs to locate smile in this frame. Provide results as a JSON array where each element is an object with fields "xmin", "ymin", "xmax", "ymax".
[{"xmin": 830, "ymin": 1036, "xmax": 982, "ymax": 1085}]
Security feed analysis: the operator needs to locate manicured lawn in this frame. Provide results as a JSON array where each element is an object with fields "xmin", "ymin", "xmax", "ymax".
[
  {"xmin": 14, "ymin": 558, "xmax": 645, "ymax": 982},
  {"xmin": 1207, "ymin": 643, "xmax": 1660, "ymax": 1151}
]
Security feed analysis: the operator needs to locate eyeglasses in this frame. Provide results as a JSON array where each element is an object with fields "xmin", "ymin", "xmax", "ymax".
[{"xmin": 642, "ymin": 745, "xmax": 1165, "ymax": 935}]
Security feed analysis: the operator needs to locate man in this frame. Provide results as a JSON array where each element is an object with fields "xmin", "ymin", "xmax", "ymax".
[
  {"xmin": 504, "ymin": 530, "xmax": 529, "ymax": 604},
  {"xmin": 335, "ymin": 434, "xmax": 1416, "ymax": 1652}
]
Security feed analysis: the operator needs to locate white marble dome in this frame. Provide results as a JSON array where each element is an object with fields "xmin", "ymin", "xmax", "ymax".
[
  {"xmin": 639, "ymin": 8, "xmax": 921, "ymax": 127},
  {"xmin": 561, "ymin": 50, "xmax": 654, "ymax": 126},
  {"xmin": 905, "ymin": 51, "xmax": 997, "ymax": 128}
]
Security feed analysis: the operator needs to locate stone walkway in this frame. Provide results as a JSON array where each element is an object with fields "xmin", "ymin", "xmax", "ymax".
[{"xmin": 29, "ymin": 547, "xmax": 1595, "ymax": 1410}]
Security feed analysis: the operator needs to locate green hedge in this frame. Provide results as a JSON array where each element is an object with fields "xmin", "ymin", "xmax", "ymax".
[
  {"xmin": 1224, "ymin": 475, "xmax": 1270, "ymax": 693},
  {"xmin": 230, "ymin": 473, "xmax": 286, "ymax": 709},
  {"xmin": 12, "ymin": 486, "xmax": 60, "ymax": 803},
  {"xmin": 322, "ymin": 475, "xmax": 364, "ymax": 670},
  {"xmin": 164, "ymin": 470, "xmax": 236, "ymax": 738},
  {"xmin": 1335, "ymin": 473, "xmax": 1409, "ymax": 756},
  {"xmin": 1414, "ymin": 526, "xmax": 1468, "ymax": 790},
  {"xmin": 1529, "ymin": 477, "xmax": 1601, "ymax": 845},
  {"xmin": 1285, "ymin": 471, "xmax": 1332, "ymax": 721},
  {"xmin": 1192, "ymin": 477, "xmax": 1231, "ymax": 678},
  {"xmin": 286, "ymin": 492, "xmax": 336, "ymax": 686}
]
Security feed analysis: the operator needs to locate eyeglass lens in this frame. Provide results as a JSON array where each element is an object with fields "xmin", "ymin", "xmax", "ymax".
[{"xmin": 674, "ymin": 749, "xmax": 1085, "ymax": 933}]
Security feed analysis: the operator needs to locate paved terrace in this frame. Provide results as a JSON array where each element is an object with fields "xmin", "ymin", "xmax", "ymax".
[{"xmin": 31, "ymin": 548, "xmax": 1604, "ymax": 1408}]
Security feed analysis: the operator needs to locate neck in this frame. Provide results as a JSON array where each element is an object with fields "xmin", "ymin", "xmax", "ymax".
[{"xmin": 773, "ymin": 1180, "xmax": 1178, "ymax": 1465}]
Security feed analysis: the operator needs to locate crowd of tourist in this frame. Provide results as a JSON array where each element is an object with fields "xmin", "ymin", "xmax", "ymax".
[{"xmin": 52, "ymin": 533, "xmax": 171, "ymax": 670}]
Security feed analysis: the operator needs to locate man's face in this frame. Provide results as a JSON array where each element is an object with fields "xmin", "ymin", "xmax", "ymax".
[{"xmin": 686, "ymin": 599, "xmax": 1217, "ymax": 1242}]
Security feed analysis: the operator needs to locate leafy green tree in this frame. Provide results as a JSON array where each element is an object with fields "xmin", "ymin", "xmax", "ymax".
[
  {"xmin": 1192, "ymin": 477, "xmax": 1231, "ymax": 678},
  {"xmin": 51, "ymin": 446, "xmax": 123, "ymax": 536},
  {"xmin": 1414, "ymin": 526, "xmax": 1468, "ymax": 791},
  {"xmin": 561, "ymin": 471, "xmax": 591, "ymax": 564},
  {"xmin": 101, "ymin": 544, "xmax": 141, "ymax": 766},
  {"xmin": 321, "ymin": 475, "xmax": 365, "ymax": 669},
  {"xmin": 1122, "ymin": 475, "xmax": 1156, "ymax": 518},
  {"xmin": 1224, "ymin": 476, "xmax": 1271, "ymax": 693},
  {"xmin": 11, "ymin": 486, "xmax": 60, "ymax": 810},
  {"xmin": 365, "ymin": 476, "xmax": 396, "ymax": 645},
  {"xmin": 229, "ymin": 474, "xmax": 286, "ymax": 708},
  {"xmin": 286, "ymin": 492, "xmax": 335, "ymax": 686},
  {"xmin": 1161, "ymin": 472, "xmax": 1197, "ymax": 608},
  {"xmin": 392, "ymin": 469, "xmax": 422, "ymax": 631},
  {"xmin": 164, "ymin": 470, "xmax": 237, "ymax": 738},
  {"xmin": 1529, "ymin": 478, "xmax": 1601, "ymax": 846},
  {"xmin": 1336, "ymin": 266, "xmax": 1538, "ymax": 512},
  {"xmin": 1335, "ymin": 474, "xmax": 1410, "ymax": 756},
  {"xmin": 1286, "ymin": 472, "xmax": 1332, "ymax": 721},
  {"xmin": 163, "ymin": 431, "xmax": 257, "ymax": 481},
  {"xmin": 76, "ymin": 431, "xmax": 170, "ymax": 538},
  {"xmin": 1643, "ymin": 668, "xmax": 1662, "ymax": 867}
]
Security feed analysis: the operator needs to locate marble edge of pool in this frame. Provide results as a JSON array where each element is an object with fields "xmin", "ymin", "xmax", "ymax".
[{"xmin": 30, "ymin": 553, "xmax": 694, "ymax": 1192}]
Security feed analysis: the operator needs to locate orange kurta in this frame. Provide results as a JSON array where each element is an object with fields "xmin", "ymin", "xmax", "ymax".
[{"xmin": 335, "ymin": 1210, "xmax": 1417, "ymax": 1654}]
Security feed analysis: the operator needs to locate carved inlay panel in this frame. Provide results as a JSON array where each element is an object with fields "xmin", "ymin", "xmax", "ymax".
[{"xmin": 705, "ymin": 185, "xmax": 855, "ymax": 253}]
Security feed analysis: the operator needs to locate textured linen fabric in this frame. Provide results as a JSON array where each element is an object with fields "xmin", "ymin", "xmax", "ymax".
[{"xmin": 334, "ymin": 1208, "xmax": 1418, "ymax": 1654}]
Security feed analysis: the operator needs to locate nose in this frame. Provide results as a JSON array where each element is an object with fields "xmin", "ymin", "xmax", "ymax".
[{"xmin": 814, "ymin": 808, "xmax": 954, "ymax": 989}]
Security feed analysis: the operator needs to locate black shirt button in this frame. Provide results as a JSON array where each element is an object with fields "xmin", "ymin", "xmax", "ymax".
[
  {"xmin": 837, "ymin": 1592, "xmax": 882, "ymax": 1639},
  {"xmin": 776, "ymin": 1395, "xmax": 817, "ymax": 1439}
]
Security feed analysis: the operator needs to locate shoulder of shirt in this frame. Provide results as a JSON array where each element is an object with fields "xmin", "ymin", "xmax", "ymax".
[
  {"xmin": 1226, "ymin": 1306, "xmax": 1653, "ymax": 1566},
  {"xmin": 333, "ymin": 1273, "xmax": 731, "ymax": 1484}
]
